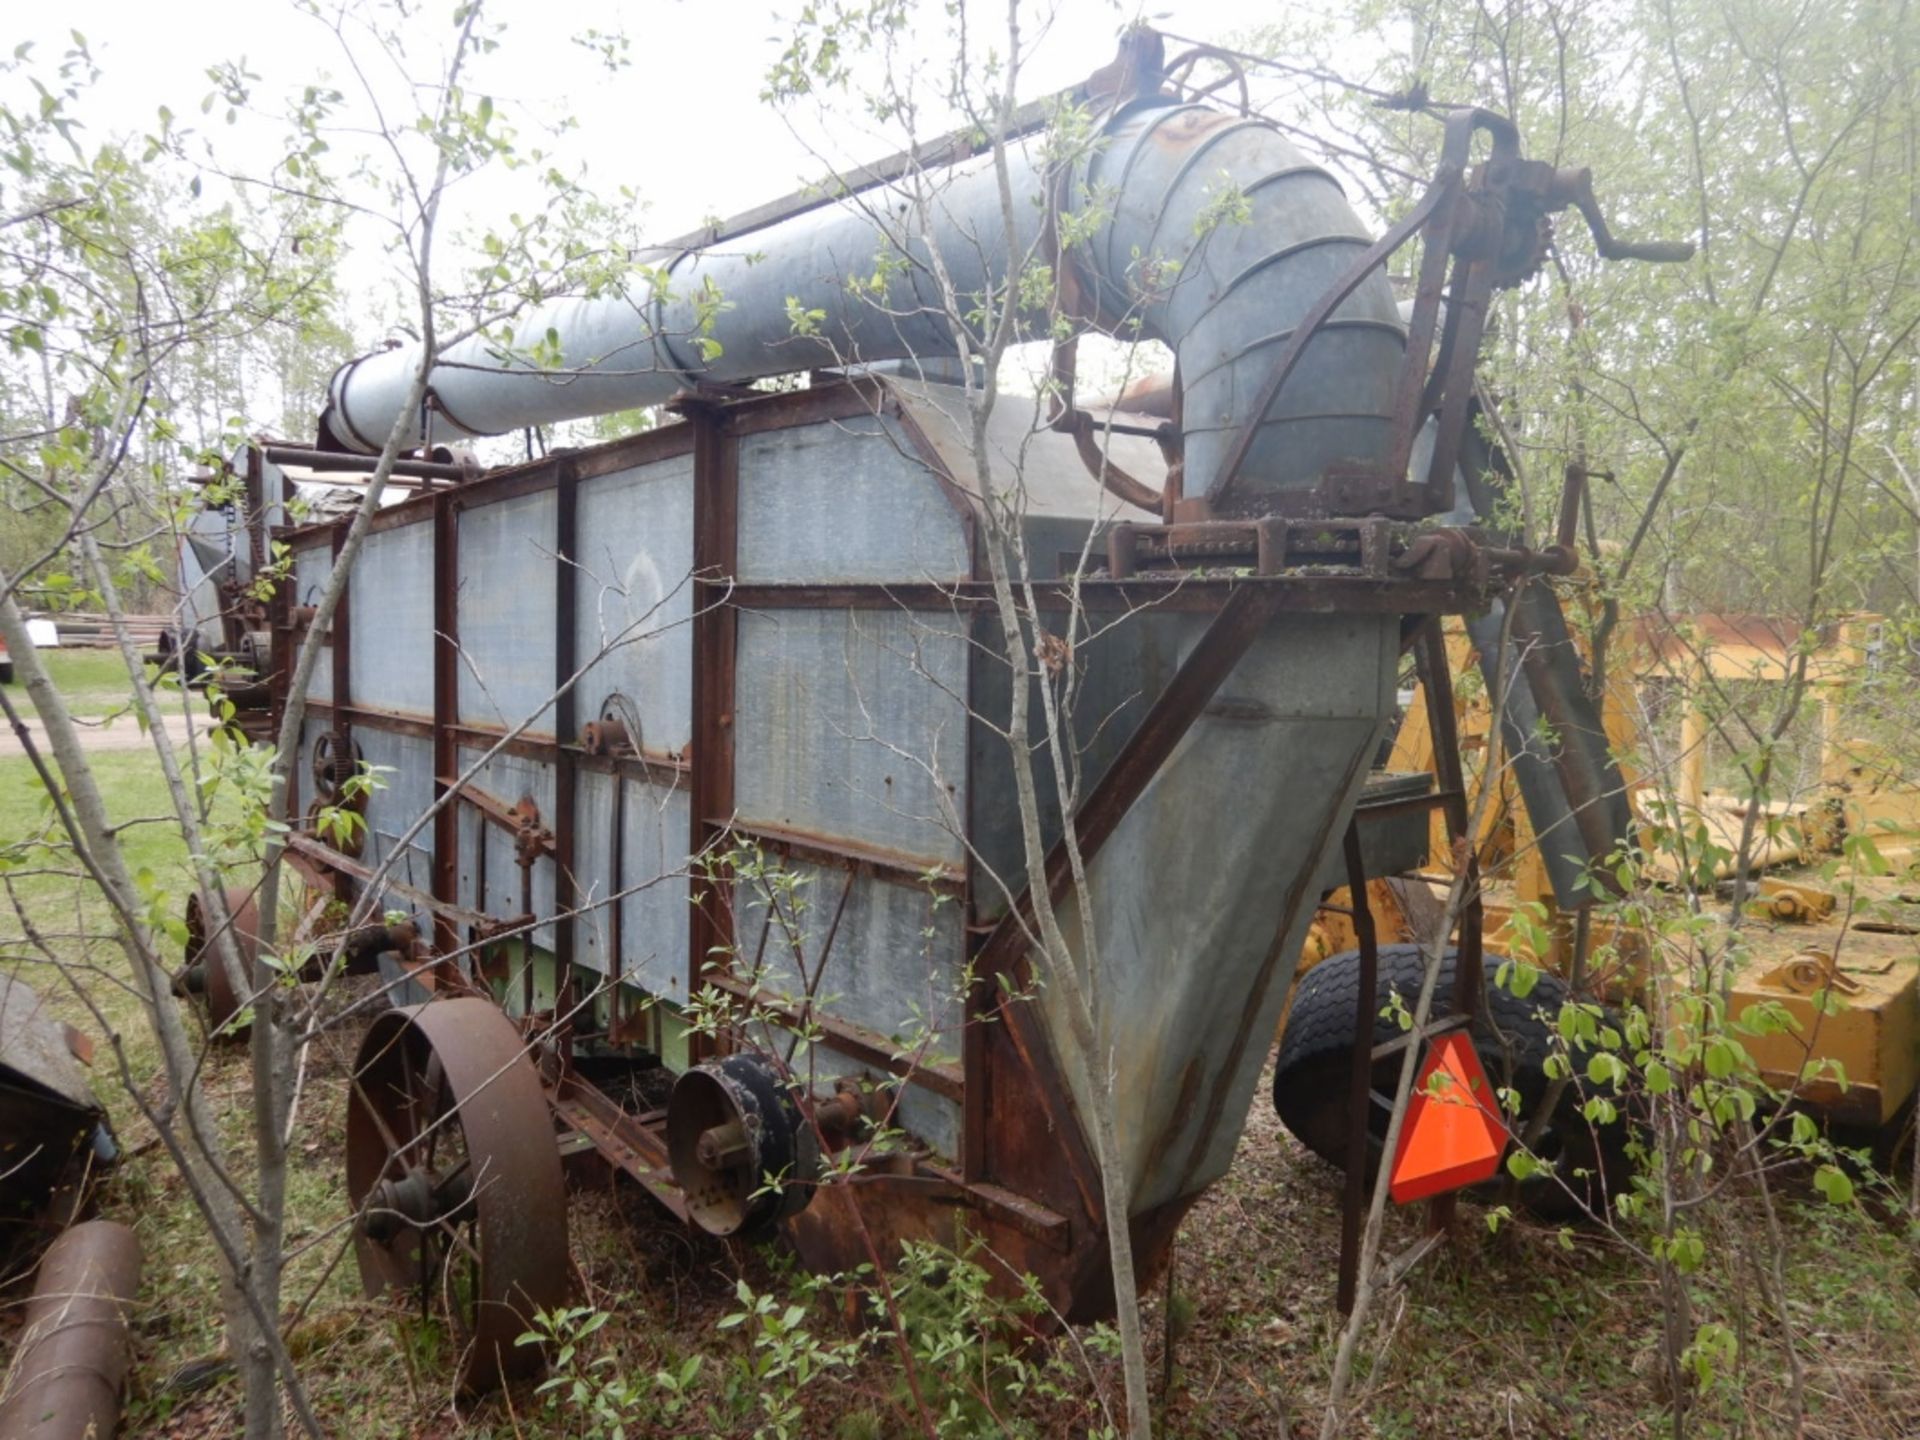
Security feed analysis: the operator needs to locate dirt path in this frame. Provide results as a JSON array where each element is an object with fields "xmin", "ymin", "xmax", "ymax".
[{"xmin": 0, "ymin": 708, "xmax": 215, "ymax": 759}]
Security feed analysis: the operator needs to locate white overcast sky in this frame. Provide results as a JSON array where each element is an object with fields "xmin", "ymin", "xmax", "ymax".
[
  {"xmin": 25, "ymin": 4, "xmax": 1303, "ymax": 217},
  {"xmin": 20, "ymin": 2, "xmax": 1360, "ymax": 281},
  {"xmin": 16, "ymin": 0, "xmax": 1392, "ymax": 411}
]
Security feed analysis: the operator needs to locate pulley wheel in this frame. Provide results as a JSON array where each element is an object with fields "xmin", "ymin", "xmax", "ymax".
[
  {"xmin": 311, "ymin": 730, "xmax": 360, "ymax": 802},
  {"xmin": 346, "ymin": 998, "xmax": 571, "ymax": 1391},
  {"xmin": 182, "ymin": 886, "xmax": 262, "ymax": 1037},
  {"xmin": 666, "ymin": 1053, "xmax": 818, "ymax": 1237}
]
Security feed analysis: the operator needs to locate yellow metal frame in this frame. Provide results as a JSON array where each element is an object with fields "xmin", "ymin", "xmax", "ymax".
[{"xmin": 1294, "ymin": 603, "xmax": 1920, "ymax": 1129}]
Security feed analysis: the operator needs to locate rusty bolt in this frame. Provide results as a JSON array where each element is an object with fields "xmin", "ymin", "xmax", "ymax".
[{"xmin": 581, "ymin": 716, "xmax": 633, "ymax": 755}]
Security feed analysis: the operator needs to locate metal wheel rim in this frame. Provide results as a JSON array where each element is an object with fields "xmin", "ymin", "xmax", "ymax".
[
  {"xmin": 346, "ymin": 997, "xmax": 571, "ymax": 1391},
  {"xmin": 185, "ymin": 886, "xmax": 260, "ymax": 1037}
]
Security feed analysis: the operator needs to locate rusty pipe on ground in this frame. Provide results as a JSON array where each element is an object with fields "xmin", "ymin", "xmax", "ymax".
[
  {"xmin": 0, "ymin": 1221, "xmax": 141, "ymax": 1440},
  {"xmin": 318, "ymin": 33, "xmax": 1407, "ymax": 514}
]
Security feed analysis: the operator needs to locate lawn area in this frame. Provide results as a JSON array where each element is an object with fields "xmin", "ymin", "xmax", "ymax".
[
  {"xmin": 20, "ymin": 646, "xmax": 144, "ymax": 717},
  {"xmin": 0, "ymin": 745, "xmax": 213, "ymax": 1174}
]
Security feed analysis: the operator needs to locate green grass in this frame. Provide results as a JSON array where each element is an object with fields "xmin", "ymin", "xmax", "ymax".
[
  {"xmin": 1, "ymin": 747, "xmax": 190, "ymax": 868},
  {"xmin": 26, "ymin": 646, "xmax": 144, "ymax": 717},
  {"xmin": 0, "ymin": 748, "xmax": 196, "ymax": 1162},
  {"xmin": 2, "ymin": 750, "xmax": 196, "ymax": 1353}
]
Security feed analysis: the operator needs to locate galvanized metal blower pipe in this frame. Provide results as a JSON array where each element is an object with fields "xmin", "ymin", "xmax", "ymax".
[{"xmin": 319, "ymin": 95, "xmax": 1403, "ymax": 509}]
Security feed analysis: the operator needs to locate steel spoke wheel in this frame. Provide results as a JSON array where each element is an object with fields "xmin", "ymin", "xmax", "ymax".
[
  {"xmin": 181, "ymin": 886, "xmax": 262, "ymax": 1036},
  {"xmin": 347, "ymin": 997, "xmax": 571, "ymax": 1391}
]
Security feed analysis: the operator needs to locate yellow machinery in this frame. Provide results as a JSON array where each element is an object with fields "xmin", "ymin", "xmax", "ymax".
[{"xmin": 1301, "ymin": 608, "xmax": 1920, "ymax": 1139}]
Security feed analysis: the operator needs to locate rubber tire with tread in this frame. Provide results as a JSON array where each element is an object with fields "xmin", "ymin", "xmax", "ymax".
[{"xmin": 1273, "ymin": 943, "xmax": 1629, "ymax": 1220}]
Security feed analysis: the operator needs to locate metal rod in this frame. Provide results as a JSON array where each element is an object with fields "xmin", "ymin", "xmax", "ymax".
[
  {"xmin": 1417, "ymin": 618, "xmax": 1482, "ymax": 1011},
  {"xmin": 263, "ymin": 445, "xmax": 468, "ymax": 481},
  {"xmin": 1415, "ymin": 614, "xmax": 1477, "ymax": 1250},
  {"xmin": 1556, "ymin": 461, "xmax": 1587, "ymax": 551},
  {"xmin": 1371, "ymin": 1011, "xmax": 1469, "ymax": 1061},
  {"xmin": 431, "ymin": 487, "xmax": 462, "ymax": 963},
  {"xmin": 520, "ymin": 857, "xmax": 534, "ymax": 1017},
  {"xmin": 553, "ymin": 459, "xmax": 579, "ymax": 1057},
  {"xmin": 1335, "ymin": 821, "xmax": 1379, "ymax": 1317},
  {"xmin": 686, "ymin": 404, "xmax": 738, "ymax": 1066},
  {"xmin": 609, "ymin": 770, "xmax": 626, "ymax": 1034},
  {"xmin": 1503, "ymin": 594, "xmax": 1627, "ymax": 886}
]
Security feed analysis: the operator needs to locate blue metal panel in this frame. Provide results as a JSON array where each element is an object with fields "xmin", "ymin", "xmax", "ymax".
[
  {"xmin": 736, "ymin": 415, "xmax": 970, "ymax": 584},
  {"xmin": 730, "ymin": 857, "xmax": 965, "ymax": 1044},
  {"xmin": 1041, "ymin": 613, "xmax": 1401, "ymax": 1212},
  {"xmin": 571, "ymin": 765, "xmax": 692, "ymax": 1006},
  {"xmin": 733, "ymin": 608, "xmax": 969, "ymax": 868},
  {"xmin": 620, "ymin": 775, "xmax": 691, "ymax": 1005},
  {"xmin": 354, "ymin": 726, "xmax": 437, "ymax": 921},
  {"xmin": 967, "ymin": 606, "xmax": 1193, "ymax": 923},
  {"xmin": 455, "ymin": 745, "xmax": 558, "ymax": 951},
  {"xmin": 572, "ymin": 766, "xmax": 617, "ymax": 977},
  {"xmin": 573, "ymin": 455, "xmax": 695, "ymax": 754},
  {"xmin": 292, "ymin": 546, "xmax": 333, "ymax": 704},
  {"xmin": 349, "ymin": 521, "xmax": 433, "ymax": 715},
  {"xmin": 457, "ymin": 490, "xmax": 558, "ymax": 732}
]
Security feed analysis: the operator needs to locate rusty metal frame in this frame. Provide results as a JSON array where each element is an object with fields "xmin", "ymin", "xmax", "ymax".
[
  {"xmin": 1328, "ymin": 615, "xmax": 1489, "ymax": 1312},
  {"xmin": 549, "ymin": 1071, "xmax": 683, "ymax": 1217},
  {"xmin": 263, "ymin": 371, "xmax": 1539, "ymax": 1298},
  {"xmin": 722, "ymin": 818, "xmax": 963, "ymax": 891},
  {"xmin": 1335, "ymin": 821, "xmax": 1381, "ymax": 1316},
  {"xmin": 300, "ymin": 702, "xmax": 690, "ymax": 775},
  {"xmin": 723, "ymin": 574, "xmax": 1496, "ymax": 615},
  {"xmin": 430, "ymin": 487, "xmax": 461, "ymax": 959},
  {"xmin": 1417, "ymin": 616, "xmax": 1485, "ymax": 1007},
  {"xmin": 552, "ymin": 456, "xmax": 581, "ymax": 1049},
  {"xmin": 261, "ymin": 373, "xmax": 1550, "ymax": 1306},
  {"xmin": 242, "ymin": 443, "xmax": 267, "ymax": 598},
  {"xmin": 686, "ymin": 398, "xmax": 739, "ymax": 1067}
]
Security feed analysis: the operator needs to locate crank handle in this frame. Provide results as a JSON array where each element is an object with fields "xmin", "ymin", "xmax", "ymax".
[{"xmin": 1552, "ymin": 166, "xmax": 1696, "ymax": 264}]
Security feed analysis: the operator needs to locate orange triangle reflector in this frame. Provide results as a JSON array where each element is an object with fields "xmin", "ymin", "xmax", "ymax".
[{"xmin": 1388, "ymin": 1031, "xmax": 1510, "ymax": 1204}]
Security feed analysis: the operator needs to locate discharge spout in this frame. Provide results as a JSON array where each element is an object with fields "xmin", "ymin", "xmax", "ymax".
[{"xmin": 320, "ymin": 82, "xmax": 1406, "ymax": 512}]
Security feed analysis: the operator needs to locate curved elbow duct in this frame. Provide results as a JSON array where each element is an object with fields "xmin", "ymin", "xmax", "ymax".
[
  {"xmin": 1069, "ymin": 101, "xmax": 1404, "ymax": 508},
  {"xmin": 320, "ymin": 95, "xmax": 1406, "ymax": 513}
]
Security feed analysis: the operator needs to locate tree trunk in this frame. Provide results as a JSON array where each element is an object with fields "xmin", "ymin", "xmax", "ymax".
[{"xmin": 0, "ymin": 586, "xmax": 262, "ymax": 1391}]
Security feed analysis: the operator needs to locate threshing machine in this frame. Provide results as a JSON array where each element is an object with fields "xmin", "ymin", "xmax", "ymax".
[{"xmin": 172, "ymin": 31, "xmax": 1687, "ymax": 1386}]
